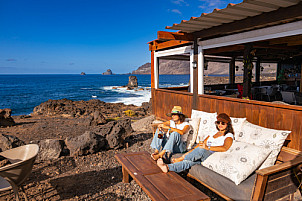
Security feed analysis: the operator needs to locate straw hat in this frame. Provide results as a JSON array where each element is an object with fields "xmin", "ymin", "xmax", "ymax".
[
  {"xmin": 166, "ymin": 106, "xmax": 187, "ymax": 117},
  {"xmin": 216, "ymin": 113, "xmax": 231, "ymax": 124}
]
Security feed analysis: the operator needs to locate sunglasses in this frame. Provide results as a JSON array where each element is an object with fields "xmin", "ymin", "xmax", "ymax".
[{"xmin": 215, "ymin": 121, "xmax": 226, "ymax": 125}]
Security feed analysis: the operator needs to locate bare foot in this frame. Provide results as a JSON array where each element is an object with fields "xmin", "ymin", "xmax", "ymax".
[
  {"xmin": 171, "ymin": 156, "xmax": 184, "ymax": 163},
  {"xmin": 157, "ymin": 158, "xmax": 168, "ymax": 173},
  {"xmin": 151, "ymin": 153, "xmax": 160, "ymax": 161}
]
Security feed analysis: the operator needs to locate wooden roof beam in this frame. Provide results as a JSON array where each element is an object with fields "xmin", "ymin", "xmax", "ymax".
[
  {"xmin": 157, "ymin": 31, "xmax": 194, "ymax": 41},
  {"xmin": 149, "ymin": 40, "xmax": 192, "ymax": 51},
  {"xmin": 192, "ymin": 2, "xmax": 302, "ymax": 39}
]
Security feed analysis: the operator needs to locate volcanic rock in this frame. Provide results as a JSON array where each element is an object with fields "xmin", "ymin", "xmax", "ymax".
[
  {"xmin": 36, "ymin": 139, "xmax": 64, "ymax": 162},
  {"xmin": 32, "ymin": 99, "xmax": 149, "ymax": 119},
  {"xmin": 0, "ymin": 134, "xmax": 25, "ymax": 152},
  {"xmin": 102, "ymin": 69, "xmax": 113, "ymax": 75},
  {"xmin": 0, "ymin": 155, "xmax": 11, "ymax": 168},
  {"xmin": 65, "ymin": 131, "xmax": 106, "ymax": 156},
  {"xmin": 0, "ymin": 109, "xmax": 15, "ymax": 127},
  {"xmin": 132, "ymin": 115, "xmax": 155, "ymax": 133},
  {"xmin": 128, "ymin": 76, "xmax": 138, "ymax": 87}
]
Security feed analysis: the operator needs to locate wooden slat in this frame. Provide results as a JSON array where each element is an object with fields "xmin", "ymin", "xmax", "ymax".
[
  {"xmin": 264, "ymin": 183, "xmax": 299, "ymax": 201},
  {"xmin": 265, "ymin": 172, "xmax": 301, "ymax": 193},
  {"xmin": 192, "ymin": 2, "xmax": 302, "ymax": 39}
]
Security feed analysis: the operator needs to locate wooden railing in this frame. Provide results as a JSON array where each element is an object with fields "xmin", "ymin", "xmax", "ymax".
[{"xmin": 152, "ymin": 88, "xmax": 302, "ymax": 151}]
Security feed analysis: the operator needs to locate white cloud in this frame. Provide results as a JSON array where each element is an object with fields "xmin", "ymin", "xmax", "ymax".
[
  {"xmin": 171, "ymin": 9, "xmax": 182, "ymax": 14},
  {"xmin": 172, "ymin": 0, "xmax": 189, "ymax": 6},
  {"xmin": 198, "ymin": 0, "xmax": 228, "ymax": 12}
]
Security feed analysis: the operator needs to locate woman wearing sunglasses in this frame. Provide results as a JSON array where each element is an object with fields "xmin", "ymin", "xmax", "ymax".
[{"xmin": 157, "ymin": 113, "xmax": 234, "ymax": 173}]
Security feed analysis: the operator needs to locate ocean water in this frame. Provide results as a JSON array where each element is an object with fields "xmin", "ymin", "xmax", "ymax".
[{"xmin": 0, "ymin": 74, "xmax": 190, "ymax": 116}]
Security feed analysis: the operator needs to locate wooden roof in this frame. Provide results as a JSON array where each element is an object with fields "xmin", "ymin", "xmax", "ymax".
[{"xmin": 167, "ymin": 0, "xmax": 301, "ymax": 34}]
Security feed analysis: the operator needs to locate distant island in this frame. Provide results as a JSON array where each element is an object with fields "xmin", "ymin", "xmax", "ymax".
[
  {"xmin": 102, "ymin": 69, "xmax": 113, "ymax": 75},
  {"xmin": 80, "ymin": 72, "xmax": 86, "ymax": 75}
]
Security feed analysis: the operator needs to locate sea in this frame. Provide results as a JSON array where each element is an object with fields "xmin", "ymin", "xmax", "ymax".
[{"xmin": 0, "ymin": 74, "xmax": 191, "ymax": 116}]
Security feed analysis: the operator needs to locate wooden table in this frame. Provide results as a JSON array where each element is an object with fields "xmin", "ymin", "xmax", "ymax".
[{"xmin": 115, "ymin": 151, "xmax": 210, "ymax": 201}]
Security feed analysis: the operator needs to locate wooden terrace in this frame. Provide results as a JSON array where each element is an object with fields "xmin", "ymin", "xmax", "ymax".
[{"xmin": 149, "ymin": 0, "xmax": 302, "ymax": 151}]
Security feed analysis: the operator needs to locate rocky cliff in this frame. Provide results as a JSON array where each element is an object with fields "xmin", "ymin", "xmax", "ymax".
[{"xmin": 132, "ymin": 61, "xmax": 277, "ymax": 75}]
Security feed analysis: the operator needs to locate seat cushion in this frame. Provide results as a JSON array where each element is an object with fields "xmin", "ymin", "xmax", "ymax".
[
  {"xmin": 189, "ymin": 164, "xmax": 256, "ymax": 201},
  {"xmin": 202, "ymin": 141, "xmax": 270, "ymax": 185}
]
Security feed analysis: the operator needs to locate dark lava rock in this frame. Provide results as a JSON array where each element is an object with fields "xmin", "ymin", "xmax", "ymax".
[
  {"xmin": 65, "ymin": 131, "xmax": 106, "ymax": 156},
  {"xmin": 0, "ymin": 109, "xmax": 15, "ymax": 127},
  {"xmin": 36, "ymin": 139, "xmax": 64, "ymax": 162},
  {"xmin": 128, "ymin": 76, "xmax": 138, "ymax": 87},
  {"xmin": 0, "ymin": 134, "xmax": 25, "ymax": 152},
  {"xmin": 102, "ymin": 69, "xmax": 113, "ymax": 75},
  {"xmin": 90, "ymin": 111, "xmax": 107, "ymax": 126},
  {"xmin": 106, "ymin": 124, "xmax": 125, "ymax": 149},
  {"xmin": 0, "ymin": 155, "xmax": 11, "ymax": 168},
  {"xmin": 32, "ymin": 98, "xmax": 148, "ymax": 119}
]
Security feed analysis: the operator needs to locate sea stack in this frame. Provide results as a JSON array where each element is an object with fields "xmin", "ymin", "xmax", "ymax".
[
  {"xmin": 102, "ymin": 69, "xmax": 113, "ymax": 75},
  {"xmin": 128, "ymin": 76, "xmax": 138, "ymax": 87}
]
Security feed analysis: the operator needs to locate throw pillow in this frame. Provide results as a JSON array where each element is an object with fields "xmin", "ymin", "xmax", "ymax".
[
  {"xmin": 230, "ymin": 117, "xmax": 246, "ymax": 138},
  {"xmin": 236, "ymin": 121, "xmax": 291, "ymax": 169},
  {"xmin": 192, "ymin": 110, "xmax": 217, "ymax": 142},
  {"xmin": 187, "ymin": 118, "xmax": 201, "ymax": 150},
  {"xmin": 202, "ymin": 141, "xmax": 271, "ymax": 185}
]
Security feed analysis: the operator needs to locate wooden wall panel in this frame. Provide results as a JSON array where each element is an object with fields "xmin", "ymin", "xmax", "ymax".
[{"xmin": 153, "ymin": 89, "xmax": 302, "ymax": 151}]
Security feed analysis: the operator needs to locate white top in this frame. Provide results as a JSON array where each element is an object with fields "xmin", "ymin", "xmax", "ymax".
[
  {"xmin": 168, "ymin": 120, "xmax": 190, "ymax": 142},
  {"xmin": 206, "ymin": 133, "xmax": 234, "ymax": 147}
]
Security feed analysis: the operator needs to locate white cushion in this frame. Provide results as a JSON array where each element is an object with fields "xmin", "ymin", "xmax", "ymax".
[
  {"xmin": 236, "ymin": 121, "xmax": 291, "ymax": 169},
  {"xmin": 230, "ymin": 117, "xmax": 246, "ymax": 138},
  {"xmin": 187, "ymin": 118, "xmax": 201, "ymax": 150},
  {"xmin": 202, "ymin": 141, "xmax": 271, "ymax": 185},
  {"xmin": 191, "ymin": 110, "xmax": 217, "ymax": 142}
]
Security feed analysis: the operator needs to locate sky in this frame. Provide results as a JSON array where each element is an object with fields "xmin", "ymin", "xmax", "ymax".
[{"xmin": 0, "ymin": 0, "xmax": 243, "ymax": 74}]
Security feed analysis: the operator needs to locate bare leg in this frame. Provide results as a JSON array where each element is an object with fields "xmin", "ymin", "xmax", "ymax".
[{"xmin": 157, "ymin": 158, "xmax": 168, "ymax": 173}]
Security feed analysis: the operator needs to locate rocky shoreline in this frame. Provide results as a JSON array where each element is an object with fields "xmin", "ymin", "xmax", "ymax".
[{"xmin": 0, "ymin": 99, "xmax": 161, "ymax": 200}]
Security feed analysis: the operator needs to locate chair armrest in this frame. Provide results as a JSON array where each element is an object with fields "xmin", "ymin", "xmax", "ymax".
[{"xmin": 256, "ymin": 156, "xmax": 302, "ymax": 176}]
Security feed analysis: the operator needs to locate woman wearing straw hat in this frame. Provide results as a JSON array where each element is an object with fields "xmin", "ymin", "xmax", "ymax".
[
  {"xmin": 150, "ymin": 106, "xmax": 190, "ymax": 161},
  {"xmin": 157, "ymin": 113, "xmax": 234, "ymax": 173}
]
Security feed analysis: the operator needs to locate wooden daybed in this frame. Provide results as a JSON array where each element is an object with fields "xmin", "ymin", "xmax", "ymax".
[
  {"xmin": 186, "ymin": 146, "xmax": 302, "ymax": 201},
  {"xmin": 150, "ymin": 122, "xmax": 302, "ymax": 200}
]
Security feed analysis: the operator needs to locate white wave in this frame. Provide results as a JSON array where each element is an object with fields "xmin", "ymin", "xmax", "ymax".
[
  {"xmin": 101, "ymin": 86, "xmax": 151, "ymax": 106},
  {"xmin": 92, "ymin": 95, "xmax": 97, "ymax": 98},
  {"xmin": 159, "ymin": 83, "xmax": 188, "ymax": 88}
]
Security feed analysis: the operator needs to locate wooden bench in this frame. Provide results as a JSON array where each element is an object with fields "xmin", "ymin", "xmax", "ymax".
[{"xmin": 115, "ymin": 151, "xmax": 210, "ymax": 201}]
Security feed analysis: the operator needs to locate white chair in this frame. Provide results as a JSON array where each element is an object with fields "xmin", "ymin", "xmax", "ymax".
[
  {"xmin": 0, "ymin": 144, "xmax": 39, "ymax": 201},
  {"xmin": 280, "ymin": 91, "xmax": 297, "ymax": 104}
]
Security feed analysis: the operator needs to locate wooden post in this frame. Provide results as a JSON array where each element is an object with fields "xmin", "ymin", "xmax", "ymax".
[
  {"xmin": 256, "ymin": 57, "xmax": 261, "ymax": 83},
  {"xmin": 192, "ymin": 38, "xmax": 199, "ymax": 109},
  {"xmin": 229, "ymin": 56, "xmax": 236, "ymax": 84},
  {"xmin": 300, "ymin": 63, "xmax": 302, "ymax": 92},
  {"xmin": 151, "ymin": 51, "xmax": 155, "ymax": 89},
  {"xmin": 243, "ymin": 44, "xmax": 253, "ymax": 98}
]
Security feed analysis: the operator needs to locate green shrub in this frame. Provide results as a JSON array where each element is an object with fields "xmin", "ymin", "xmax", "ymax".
[{"xmin": 124, "ymin": 110, "xmax": 136, "ymax": 117}]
